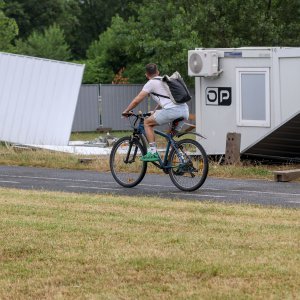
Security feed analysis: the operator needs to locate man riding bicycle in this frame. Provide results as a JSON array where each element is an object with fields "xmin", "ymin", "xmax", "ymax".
[{"xmin": 122, "ymin": 63, "xmax": 189, "ymax": 162}]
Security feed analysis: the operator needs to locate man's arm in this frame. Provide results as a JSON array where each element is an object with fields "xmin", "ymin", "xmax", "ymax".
[
  {"xmin": 154, "ymin": 104, "xmax": 161, "ymax": 111},
  {"xmin": 123, "ymin": 90, "xmax": 148, "ymax": 114}
]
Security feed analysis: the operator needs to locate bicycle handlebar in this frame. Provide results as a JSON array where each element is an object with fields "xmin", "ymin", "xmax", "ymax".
[
  {"xmin": 122, "ymin": 110, "xmax": 152, "ymax": 129},
  {"xmin": 122, "ymin": 111, "xmax": 151, "ymax": 118}
]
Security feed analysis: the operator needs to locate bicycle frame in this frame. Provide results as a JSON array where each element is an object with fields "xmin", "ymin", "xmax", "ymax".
[{"xmin": 132, "ymin": 121, "xmax": 185, "ymax": 171}]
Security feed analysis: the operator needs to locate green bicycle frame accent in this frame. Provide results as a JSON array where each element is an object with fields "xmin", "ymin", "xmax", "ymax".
[
  {"xmin": 134, "ymin": 123, "xmax": 185, "ymax": 170},
  {"xmin": 154, "ymin": 128, "xmax": 186, "ymax": 169}
]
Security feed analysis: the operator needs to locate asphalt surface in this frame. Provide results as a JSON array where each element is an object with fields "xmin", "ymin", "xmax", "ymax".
[{"xmin": 0, "ymin": 166, "xmax": 299, "ymax": 208}]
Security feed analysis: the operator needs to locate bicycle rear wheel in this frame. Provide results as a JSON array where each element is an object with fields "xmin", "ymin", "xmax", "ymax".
[
  {"xmin": 169, "ymin": 139, "xmax": 208, "ymax": 191},
  {"xmin": 110, "ymin": 136, "xmax": 147, "ymax": 188}
]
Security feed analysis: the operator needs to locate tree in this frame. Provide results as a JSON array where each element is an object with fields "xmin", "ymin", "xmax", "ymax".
[
  {"xmin": 190, "ymin": 0, "xmax": 279, "ymax": 47},
  {"xmin": 272, "ymin": 0, "xmax": 300, "ymax": 46},
  {"xmin": 4, "ymin": 0, "xmax": 300, "ymax": 65},
  {"xmin": 82, "ymin": 15, "xmax": 131, "ymax": 83},
  {"xmin": 3, "ymin": 0, "xmax": 142, "ymax": 59},
  {"xmin": 82, "ymin": 0, "xmax": 300, "ymax": 84},
  {"xmin": 3, "ymin": 0, "xmax": 63, "ymax": 39},
  {"xmin": 72, "ymin": 0, "xmax": 142, "ymax": 58},
  {"xmin": 84, "ymin": 1, "xmax": 200, "ymax": 83},
  {"xmin": 122, "ymin": 1, "xmax": 200, "ymax": 82},
  {"xmin": 0, "ymin": 0, "xmax": 18, "ymax": 51},
  {"xmin": 3, "ymin": 0, "xmax": 81, "ymax": 58},
  {"xmin": 82, "ymin": 58, "xmax": 114, "ymax": 84},
  {"xmin": 3, "ymin": 0, "xmax": 142, "ymax": 60},
  {"xmin": 55, "ymin": 0, "xmax": 81, "ymax": 58},
  {"xmin": 15, "ymin": 24, "xmax": 71, "ymax": 61}
]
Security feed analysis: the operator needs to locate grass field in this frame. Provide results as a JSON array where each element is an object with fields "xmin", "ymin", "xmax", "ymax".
[{"xmin": 0, "ymin": 188, "xmax": 299, "ymax": 299}]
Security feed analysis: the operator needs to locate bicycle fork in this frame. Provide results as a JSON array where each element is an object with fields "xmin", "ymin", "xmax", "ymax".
[{"xmin": 124, "ymin": 137, "xmax": 139, "ymax": 164}]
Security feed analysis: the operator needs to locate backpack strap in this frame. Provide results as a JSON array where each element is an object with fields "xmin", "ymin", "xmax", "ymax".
[
  {"xmin": 151, "ymin": 92, "xmax": 170, "ymax": 99},
  {"xmin": 150, "ymin": 77, "xmax": 170, "ymax": 99}
]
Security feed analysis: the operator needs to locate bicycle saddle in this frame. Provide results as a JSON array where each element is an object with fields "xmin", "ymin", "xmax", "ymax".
[{"xmin": 172, "ymin": 117, "xmax": 184, "ymax": 125}]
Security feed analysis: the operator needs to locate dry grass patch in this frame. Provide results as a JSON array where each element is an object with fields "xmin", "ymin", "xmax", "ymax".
[
  {"xmin": 0, "ymin": 188, "xmax": 299, "ymax": 299},
  {"xmin": 0, "ymin": 144, "xmax": 107, "ymax": 171}
]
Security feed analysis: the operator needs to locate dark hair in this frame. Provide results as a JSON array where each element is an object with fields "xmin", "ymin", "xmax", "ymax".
[{"xmin": 145, "ymin": 63, "xmax": 158, "ymax": 76}]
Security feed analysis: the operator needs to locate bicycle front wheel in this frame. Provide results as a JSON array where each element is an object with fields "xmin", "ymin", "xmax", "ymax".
[
  {"xmin": 110, "ymin": 136, "xmax": 147, "ymax": 188},
  {"xmin": 169, "ymin": 139, "xmax": 209, "ymax": 191}
]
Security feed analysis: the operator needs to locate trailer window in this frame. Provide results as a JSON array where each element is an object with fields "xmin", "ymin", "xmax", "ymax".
[{"xmin": 236, "ymin": 68, "xmax": 270, "ymax": 127}]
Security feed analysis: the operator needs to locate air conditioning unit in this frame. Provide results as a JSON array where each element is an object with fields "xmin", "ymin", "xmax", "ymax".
[{"xmin": 188, "ymin": 50, "xmax": 222, "ymax": 77}]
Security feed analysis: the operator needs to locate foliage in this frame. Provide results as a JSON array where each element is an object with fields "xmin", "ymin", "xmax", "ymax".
[
  {"xmin": 3, "ymin": 0, "xmax": 142, "ymax": 59},
  {"xmin": 81, "ymin": 58, "xmax": 114, "ymax": 84},
  {"xmin": 0, "ymin": 2, "xmax": 18, "ymax": 51},
  {"xmin": 274, "ymin": 0, "xmax": 300, "ymax": 46},
  {"xmin": 3, "ymin": 0, "xmax": 80, "ymax": 57},
  {"xmin": 85, "ymin": 2, "xmax": 200, "ymax": 83},
  {"xmin": 83, "ymin": 0, "xmax": 300, "ymax": 84},
  {"xmin": 54, "ymin": 0, "xmax": 81, "ymax": 57},
  {"xmin": 123, "ymin": 1, "xmax": 200, "ymax": 83},
  {"xmin": 112, "ymin": 68, "xmax": 129, "ymax": 84},
  {"xmin": 2, "ymin": 0, "xmax": 300, "ymax": 83},
  {"xmin": 72, "ymin": 0, "xmax": 142, "ymax": 58},
  {"xmin": 15, "ymin": 24, "xmax": 71, "ymax": 61},
  {"xmin": 83, "ymin": 15, "xmax": 133, "ymax": 83},
  {"xmin": 3, "ymin": 0, "xmax": 63, "ymax": 38}
]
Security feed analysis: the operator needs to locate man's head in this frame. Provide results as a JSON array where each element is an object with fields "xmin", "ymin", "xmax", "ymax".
[{"xmin": 145, "ymin": 63, "xmax": 159, "ymax": 79}]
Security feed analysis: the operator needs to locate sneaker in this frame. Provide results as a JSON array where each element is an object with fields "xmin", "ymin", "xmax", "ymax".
[{"xmin": 140, "ymin": 151, "xmax": 160, "ymax": 162}]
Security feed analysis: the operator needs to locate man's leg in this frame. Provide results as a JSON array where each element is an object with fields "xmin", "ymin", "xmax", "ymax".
[
  {"xmin": 144, "ymin": 115, "xmax": 157, "ymax": 143},
  {"xmin": 140, "ymin": 116, "xmax": 159, "ymax": 161}
]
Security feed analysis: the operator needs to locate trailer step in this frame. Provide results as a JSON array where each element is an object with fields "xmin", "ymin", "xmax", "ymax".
[{"xmin": 273, "ymin": 169, "xmax": 300, "ymax": 182}]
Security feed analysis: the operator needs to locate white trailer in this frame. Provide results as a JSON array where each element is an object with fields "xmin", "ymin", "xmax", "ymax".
[
  {"xmin": 188, "ymin": 47, "xmax": 300, "ymax": 160},
  {"xmin": 0, "ymin": 52, "xmax": 84, "ymax": 146}
]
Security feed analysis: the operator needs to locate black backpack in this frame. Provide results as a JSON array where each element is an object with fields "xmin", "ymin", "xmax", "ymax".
[{"xmin": 151, "ymin": 71, "xmax": 191, "ymax": 104}]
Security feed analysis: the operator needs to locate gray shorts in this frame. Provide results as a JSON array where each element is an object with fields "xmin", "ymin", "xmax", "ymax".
[{"xmin": 153, "ymin": 105, "xmax": 189, "ymax": 131}]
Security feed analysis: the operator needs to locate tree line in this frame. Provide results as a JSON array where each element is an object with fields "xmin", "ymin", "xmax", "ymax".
[{"xmin": 1, "ymin": 0, "xmax": 300, "ymax": 84}]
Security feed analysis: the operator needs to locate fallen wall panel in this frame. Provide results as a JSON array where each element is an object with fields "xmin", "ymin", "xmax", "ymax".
[{"xmin": 0, "ymin": 52, "xmax": 84, "ymax": 145}]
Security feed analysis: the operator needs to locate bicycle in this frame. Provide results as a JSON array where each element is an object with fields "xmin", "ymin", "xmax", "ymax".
[{"xmin": 109, "ymin": 111, "xmax": 209, "ymax": 191}]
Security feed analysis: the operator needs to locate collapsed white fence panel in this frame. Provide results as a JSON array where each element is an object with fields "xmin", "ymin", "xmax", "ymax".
[{"xmin": 0, "ymin": 52, "xmax": 84, "ymax": 145}]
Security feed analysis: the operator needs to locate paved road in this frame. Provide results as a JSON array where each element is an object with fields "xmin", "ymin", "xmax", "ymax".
[{"xmin": 0, "ymin": 166, "xmax": 299, "ymax": 208}]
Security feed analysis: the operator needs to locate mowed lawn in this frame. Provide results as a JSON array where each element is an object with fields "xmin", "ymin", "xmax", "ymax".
[{"xmin": 0, "ymin": 188, "xmax": 299, "ymax": 299}]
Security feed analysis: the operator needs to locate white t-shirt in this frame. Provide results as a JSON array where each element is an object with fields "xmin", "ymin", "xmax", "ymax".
[{"xmin": 142, "ymin": 76, "xmax": 187, "ymax": 109}]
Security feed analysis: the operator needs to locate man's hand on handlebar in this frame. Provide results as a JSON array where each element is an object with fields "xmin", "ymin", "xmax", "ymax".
[{"xmin": 122, "ymin": 111, "xmax": 133, "ymax": 117}]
